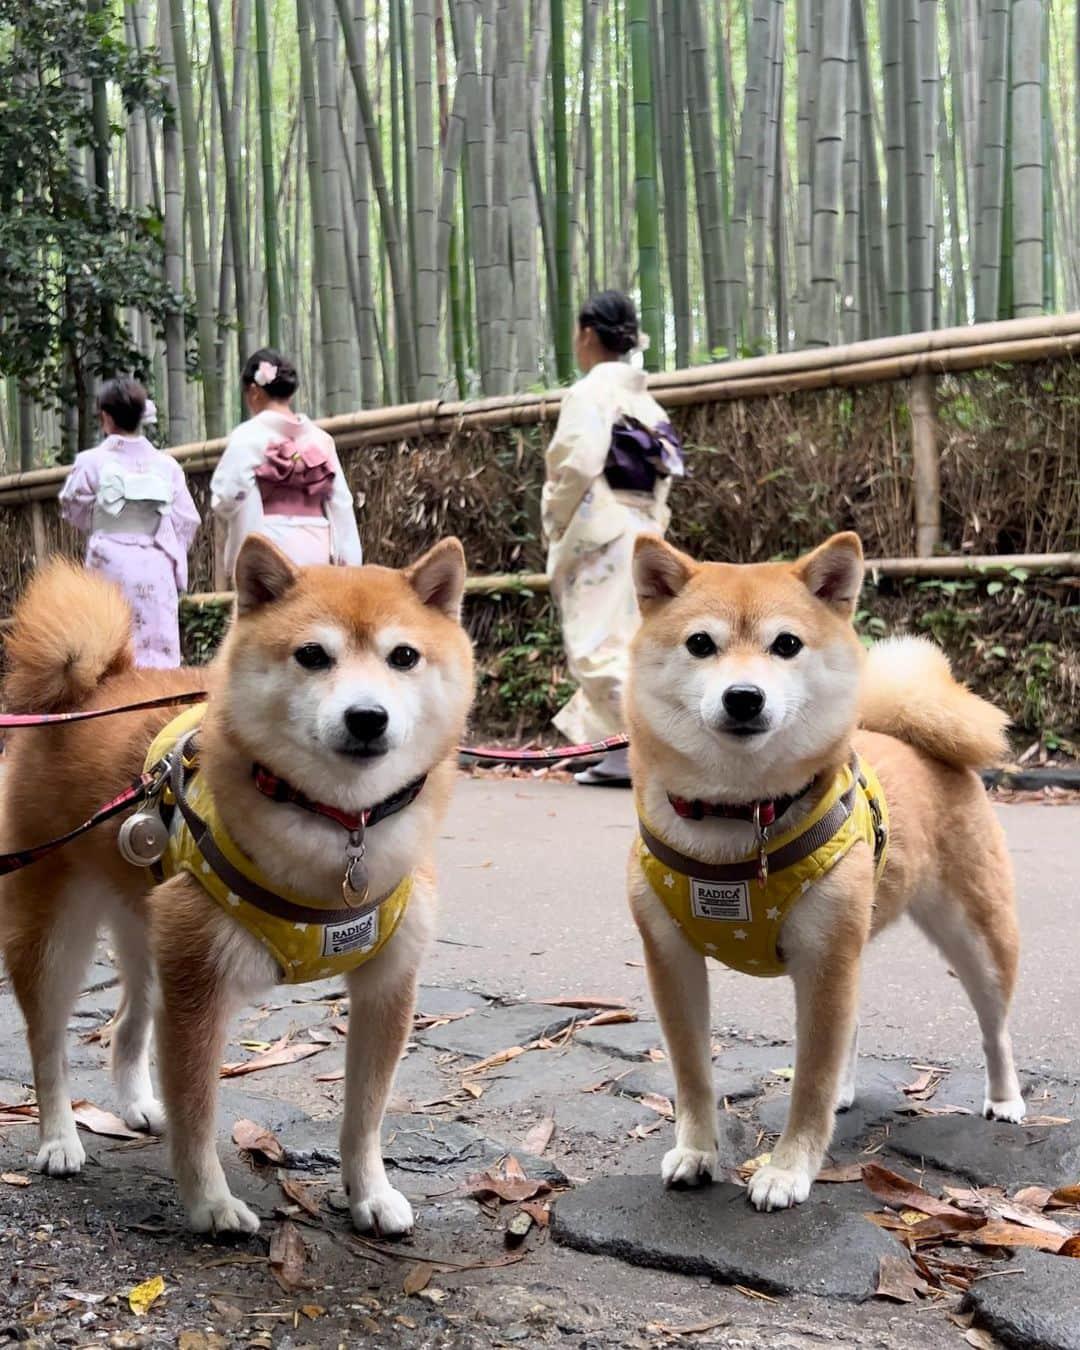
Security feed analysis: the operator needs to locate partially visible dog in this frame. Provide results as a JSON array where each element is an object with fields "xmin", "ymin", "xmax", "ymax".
[
  {"xmin": 0, "ymin": 536, "xmax": 473, "ymax": 1235},
  {"xmin": 625, "ymin": 531, "xmax": 1023, "ymax": 1211}
]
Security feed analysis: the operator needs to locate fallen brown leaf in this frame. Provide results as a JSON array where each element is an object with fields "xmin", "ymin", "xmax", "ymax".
[
  {"xmin": 537, "ymin": 997, "xmax": 630, "ymax": 1010},
  {"xmin": 232, "ymin": 1119, "xmax": 285, "ymax": 1164},
  {"xmin": 579, "ymin": 1009, "xmax": 637, "ymax": 1028},
  {"xmin": 1013, "ymin": 1185, "xmax": 1053, "ymax": 1209},
  {"xmin": 522, "ymin": 1116, "xmax": 555, "ymax": 1157},
  {"xmin": 0, "ymin": 1101, "xmax": 38, "ymax": 1126},
  {"xmin": 639, "ymin": 1092, "xmax": 675, "ymax": 1119},
  {"xmin": 465, "ymin": 1161, "xmax": 551, "ymax": 1205},
  {"xmin": 963, "ymin": 1328, "xmax": 998, "ymax": 1349},
  {"xmin": 1050, "ymin": 1184, "xmax": 1080, "ymax": 1208},
  {"xmin": 861, "ymin": 1162, "xmax": 962, "ymax": 1218},
  {"xmin": 1, "ymin": 1172, "xmax": 30, "ymax": 1186},
  {"xmin": 965, "ymin": 1220, "xmax": 1067, "ymax": 1253},
  {"xmin": 280, "ymin": 1177, "xmax": 321, "ymax": 1219},
  {"xmin": 269, "ymin": 1220, "xmax": 309, "ymax": 1292},
  {"xmin": 462, "ymin": 1045, "xmax": 526, "ymax": 1076},
  {"xmin": 989, "ymin": 1201, "xmax": 1072, "ymax": 1238},
  {"xmin": 461, "ymin": 1080, "xmax": 485, "ymax": 1099},
  {"xmin": 646, "ymin": 1317, "xmax": 729, "ymax": 1336},
  {"xmin": 518, "ymin": 1199, "xmax": 551, "ymax": 1227},
  {"xmin": 874, "ymin": 1253, "xmax": 929, "ymax": 1303},
  {"xmin": 817, "ymin": 1163, "xmax": 863, "ymax": 1183},
  {"xmin": 72, "ymin": 1101, "xmax": 142, "ymax": 1139},
  {"xmin": 314, "ymin": 1068, "xmax": 345, "ymax": 1083},
  {"xmin": 402, "ymin": 1262, "xmax": 434, "ymax": 1296},
  {"xmin": 221, "ymin": 1033, "xmax": 326, "ymax": 1077},
  {"xmin": 905, "ymin": 1212, "xmax": 984, "ymax": 1242},
  {"xmin": 901, "ymin": 1067, "xmax": 945, "ymax": 1101},
  {"xmin": 733, "ymin": 1285, "xmax": 778, "ymax": 1303},
  {"xmin": 1059, "ymin": 1235, "xmax": 1080, "ymax": 1257}
]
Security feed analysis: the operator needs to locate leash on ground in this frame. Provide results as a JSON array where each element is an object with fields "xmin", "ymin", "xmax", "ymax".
[{"xmin": 0, "ymin": 693, "xmax": 629, "ymax": 873}]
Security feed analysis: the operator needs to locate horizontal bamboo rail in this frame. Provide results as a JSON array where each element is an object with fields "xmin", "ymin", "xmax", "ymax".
[
  {"xmin": 0, "ymin": 314, "xmax": 1078, "ymax": 506},
  {"xmin": 170, "ymin": 552, "xmax": 1080, "ymax": 610}
]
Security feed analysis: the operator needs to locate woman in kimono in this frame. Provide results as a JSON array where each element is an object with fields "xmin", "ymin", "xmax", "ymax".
[
  {"xmin": 542, "ymin": 292, "xmax": 684, "ymax": 786},
  {"xmin": 211, "ymin": 349, "xmax": 362, "ymax": 578},
  {"xmin": 59, "ymin": 377, "xmax": 200, "ymax": 669}
]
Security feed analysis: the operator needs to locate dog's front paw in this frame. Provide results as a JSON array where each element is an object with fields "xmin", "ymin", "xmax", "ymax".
[
  {"xmin": 984, "ymin": 1095, "xmax": 1026, "ymax": 1124},
  {"xmin": 661, "ymin": 1145, "xmax": 717, "ymax": 1188},
  {"xmin": 188, "ymin": 1193, "xmax": 261, "ymax": 1235},
  {"xmin": 35, "ymin": 1133, "xmax": 86, "ymax": 1176},
  {"xmin": 350, "ymin": 1185, "xmax": 414, "ymax": 1237},
  {"xmin": 748, "ymin": 1162, "xmax": 811, "ymax": 1211},
  {"xmin": 121, "ymin": 1096, "xmax": 166, "ymax": 1135}
]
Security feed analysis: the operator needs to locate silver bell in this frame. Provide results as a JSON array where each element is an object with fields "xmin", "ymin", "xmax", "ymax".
[{"xmin": 117, "ymin": 810, "xmax": 169, "ymax": 867}]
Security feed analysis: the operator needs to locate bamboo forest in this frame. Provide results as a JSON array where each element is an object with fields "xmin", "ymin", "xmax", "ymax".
[{"xmin": 1, "ymin": 0, "xmax": 1078, "ymax": 462}]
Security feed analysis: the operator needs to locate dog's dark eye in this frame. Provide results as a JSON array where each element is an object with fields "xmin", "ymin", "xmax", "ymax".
[
  {"xmin": 685, "ymin": 632, "xmax": 717, "ymax": 659},
  {"xmin": 294, "ymin": 643, "xmax": 333, "ymax": 670},
  {"xmin": 388, "ymin": 644, "xmax": 421, "ymax": 671},
  {"xmin": 771, "ymin": 633, "xmax": 803, "ymax": 659}
]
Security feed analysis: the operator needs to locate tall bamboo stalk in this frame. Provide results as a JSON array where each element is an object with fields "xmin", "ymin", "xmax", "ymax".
[
  {"xmin": 629, "ymin": 0, "xmax": 662, "ymax": 367},
  {"xmin": 1011, "ymin": 0, "xmax": 1044, "ymax": 316},
  {"xmin": 806, "ymin": 0, "xmax": 851, "ymax": 346},
  {"xmin": 413, "ymin": 0, "xmax": 440, "ymax": 394},
  {"xmin": 253, "ymin": 0, "xmax": 281, "ymax": 346},
  {"xmin": 551, "ymin": 0, "xmax": 574, "ymax": 380}
]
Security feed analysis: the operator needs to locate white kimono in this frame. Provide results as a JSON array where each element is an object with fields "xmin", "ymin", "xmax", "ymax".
[
  {"xmin": 211, "ymin": 410, "xmax": 363, "ymax": 580},
  {"xmin": 542, "ymin": 361, "xmax": 674, "ymax": 744}
]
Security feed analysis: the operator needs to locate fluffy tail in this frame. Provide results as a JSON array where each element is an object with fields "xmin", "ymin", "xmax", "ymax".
[
  {"xmin": 859, "ymin": 635, "xmax": 1009, "ymax": 770},
  {"xmin": 4, "ymin": 560, "xmax": 134, "ymax": 712}
]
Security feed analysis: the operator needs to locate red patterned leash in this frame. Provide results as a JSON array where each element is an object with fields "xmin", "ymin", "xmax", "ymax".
[
  {"xmin": 0, "ymin": 689, "xmax": 208, "ymax": 729},
  {"xmin": 458, "ymin": 733, "xmax": 629, "ymax": 765}
]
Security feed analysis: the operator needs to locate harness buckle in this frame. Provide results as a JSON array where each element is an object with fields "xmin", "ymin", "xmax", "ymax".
[
  {"xmin": 342, "ymin": 825, "xmax": 370, "ymax": 907},
  {"xmin": 117, "ymin": 754, "xmax": 173, "ymax": 868}
]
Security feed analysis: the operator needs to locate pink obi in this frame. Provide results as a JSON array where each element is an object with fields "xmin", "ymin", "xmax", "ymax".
[{"xmin": 255, "ymin": 439, "xmax": 335, "ymax": 518}]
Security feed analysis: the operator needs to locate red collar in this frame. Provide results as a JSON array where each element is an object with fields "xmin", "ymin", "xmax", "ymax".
[
  {"xmin": 668, "ymin": 779, "xmax": 814, "ymax": 827},
  {"xmin": 252, "ymin": 765, "xmax": 427, "ymax": 832}
]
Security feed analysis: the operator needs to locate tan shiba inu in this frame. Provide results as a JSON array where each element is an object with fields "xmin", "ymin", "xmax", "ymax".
[
  {"xmin": 0, "ymin": 536, "xmax": 473, "ymax": 1236},
  {"xmin": 626, "ymin": 531, "xmax": 1023, "ymax": 1212}
]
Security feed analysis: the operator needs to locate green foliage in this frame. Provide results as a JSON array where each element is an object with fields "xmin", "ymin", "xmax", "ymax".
[
  {"xmin": 0, "ymin": 0, "xmax": 189, "ymax": 417},
  {"xmin": 180, "ymin": 599, "xmax": 229, "ymax": 666}
]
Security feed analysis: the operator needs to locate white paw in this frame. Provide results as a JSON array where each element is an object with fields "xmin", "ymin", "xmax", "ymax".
[
  {"xmin": 834, "ymin": 1087, "xmax": 856, "ymax": 1113},
  {"xmin": 35, "ymin": 1134, "xmax": 86, "ymax": 1176},
  {"xmin": 661, "ymin": 1145, "xmax": 717, "ymax": 1188},
  {"xmin": 121, "ymin": 1097, "xmax": 166, "ymax": 1135},
  {"xmin": 748, "ymin": 1162, "xmax": 811, "ymax": 1211},
  {"xmin": 188, "ymin": 1193, "xmax": 261, "ymax": 1235},
  {"xmin": 350, "ymin": 1185, "xmax": 414, "ymax": 1237},
  {"xmin": 984, "ymin": 1096, "xmax": 1026, "ymax": 1124}
]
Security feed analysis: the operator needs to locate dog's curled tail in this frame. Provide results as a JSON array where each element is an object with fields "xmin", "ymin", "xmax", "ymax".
[
  {"xmin": 860, "ymin": 635, "xmax": 1009, "ymax": 770},
  {"xmin": 4, "ymin": 560, "xmax": 134, "ymax": 712}
]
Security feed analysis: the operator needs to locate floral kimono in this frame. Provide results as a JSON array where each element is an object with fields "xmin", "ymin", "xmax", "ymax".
[
  {"xmin": 542, "ymin": 361, "xmax": 684, "ymax": 744},
  {"xmin": 211, "ymin": 410, "xmax": 363, "ymax": 578},
  {"xmin": 59, "ymin": 434, "xmax": 201, "ymax": 669}
]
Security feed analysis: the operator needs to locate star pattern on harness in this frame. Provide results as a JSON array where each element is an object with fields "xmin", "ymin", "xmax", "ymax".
[
  {"xmin": 765, "ymin": 906, "xmax": 781, "ymax": 921},
  {"xmin": 663, "ymin": 872, "xmax": 675, "ymax": 889},
  {"xmin": 733, "ymin": 928, "xmax": 748, "ymax": 941}
]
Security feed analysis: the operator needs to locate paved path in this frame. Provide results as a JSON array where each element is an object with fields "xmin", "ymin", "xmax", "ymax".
[{"xmin": 0, "ymin": 780, "xmax": 1076, "ymax": 1349}]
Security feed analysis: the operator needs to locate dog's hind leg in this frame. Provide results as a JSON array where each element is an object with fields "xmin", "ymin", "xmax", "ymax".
[
  {"xmin": 108, "ymin": 904, "xmax": 165, "ymax": 1135},
  {"xmin": 5, "ymin": 892, "xmax": 98, "ymax": 1175},
  {"xmin": 630, "ymin": 875, "xmax": 718, "ymax": 1187},
  {"xmin": 910, "ymin": 883, "xmax": 1024, "ymax": 1123},
  {"xmin": 341, "ymin": 954, "xmax": 419, "ymax": 1236}
]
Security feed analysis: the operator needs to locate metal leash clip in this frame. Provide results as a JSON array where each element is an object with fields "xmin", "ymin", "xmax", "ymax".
[
  {"xmin": 117, "ymin": 755, "xmax": 173, "ymax": 868},
  {"xmin": 342, "ymin": 824, "xmax": 371, "ymax": 908},
  {"xmin": 753, "ymin": 801, "xmax": 771, "ymax": 890}
]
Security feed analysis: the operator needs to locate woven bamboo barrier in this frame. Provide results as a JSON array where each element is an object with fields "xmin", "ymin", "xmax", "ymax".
[{"xmin": 1, "ymin": 313, "xmax": 1078, "ymax": 506}]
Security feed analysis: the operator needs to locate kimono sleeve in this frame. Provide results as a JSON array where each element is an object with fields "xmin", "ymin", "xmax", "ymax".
[
  {"xmin": 324, "ymin": 441, "xmax": 363, "ymax": 565},
  {"xmin": 168, "ymin": 459, "xmax": 202, "ymax": 551},
  {"xmin": 211, "ymin": 424, "xmax": 268, "ymax": 581},
  {"xmin": 57, "ymin": 451, "xmax": 100, "ymax": 534},
  {"xmin": 541, "ymin": 384, "xmax": 615, "ymax": 541}
]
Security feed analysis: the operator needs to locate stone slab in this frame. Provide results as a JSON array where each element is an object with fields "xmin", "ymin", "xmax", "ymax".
[
  {"xmin": 415, "ymin": 1003, "xmax": 586, "ymax": 1057},
  {"xmin": 888, "ymin": 1115, "xmax": 1080, "ymax": 1190},
  {"xmin": 551, "ymin": 1174, "xmax": 898, "ymax": 1300},
  {"xmin": 614, "ymin": 1060, "xmax": 758, "ymax": 1106},
  {"xmin": 573, "ymin": 1020, "xmax": 664, "ymax": 1062},
  {"xmin": 964, "ymin": 1251, "xmax": 1080, "ymax": 1350}
]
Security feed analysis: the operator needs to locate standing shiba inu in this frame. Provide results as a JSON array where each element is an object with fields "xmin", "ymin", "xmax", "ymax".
[
  {"xmin": 0, "ymin": 535, "xmax": 473, "ymax": 1236},
  {"xmin": 626, "ymin": 531, "xmax": 1024, "ymax": 1212}
]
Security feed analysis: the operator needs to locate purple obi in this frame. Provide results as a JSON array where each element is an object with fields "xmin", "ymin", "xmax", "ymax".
[
  {"xmin": 255, "ymin": 438, "xmax": 335, "ymax": 517},
  {"xmin": 603, "ymin": 417, "xmax": 686, "ymax": 494}
]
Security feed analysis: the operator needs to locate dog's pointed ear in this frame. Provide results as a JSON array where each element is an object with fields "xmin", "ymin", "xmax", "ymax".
[
  {"xmin": 792, "ymin": 532, "xmax": 864, "ymax": 619},
  {"xmin": 406, "ymin": 537, "xmax": 467, "ymax": 619},
  {"xmin": 634, "ymin": 536, "xmax": 696, "ymax": 607},
  {"xmin": 234, "ymin": 535, "xmax": 301, "ymax": 614}
]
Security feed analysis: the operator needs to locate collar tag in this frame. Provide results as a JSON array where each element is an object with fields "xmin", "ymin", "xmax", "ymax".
[
  {"xmin": 342, "ymin": 825, "xmax": 370, "ymax": 908},
  {"xmin": 753, "ymin": 802, "xmax": 771, "ymax": 889}
]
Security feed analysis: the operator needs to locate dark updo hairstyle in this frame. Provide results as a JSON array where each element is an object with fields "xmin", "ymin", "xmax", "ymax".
[
  {"xmin": 578, "ymin": 290, "xmax": 639, "ymax": 356},
  {"xmin": 241, "ymin": 347, "xmax": 299, "ymax": 401},
  {"xmin": 98, "ymin": 377, "xmax": 147, "ymax": 434}
]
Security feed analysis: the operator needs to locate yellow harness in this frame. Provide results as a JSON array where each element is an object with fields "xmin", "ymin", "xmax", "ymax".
[
  {"xmin": 638, "ymin": 758, "xmax": 888, "ymax": 977},
  {"xmin": 145, "ymin": 707, "xmax": 412, "ymax": 985}
]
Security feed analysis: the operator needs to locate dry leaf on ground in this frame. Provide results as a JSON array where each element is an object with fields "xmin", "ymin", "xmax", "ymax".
[
  {"xmin": 963, "ymin": 1328, "xmax": 999, "ymax": 1349},
  {"xmin": 1, "ymin": 1172, "xmax": 30, "ymax": 1186},
  {"xmin": 280, "ymin": 1177, "xmax": 321, "ymax": 1218},
  {"xmin": 0, "ymin": 1101, "xmax": 38, "ymax": 1126},
  {"xmin": 269, "ymin": 1220, "xmax": 309, "ymax": 1292},
  {"xmin": 1013, "ymin": 1185, "xmax": 1054, "ymax": 1209},
  {"xmin": 861, "ymin": 1162, "xmax": 963, "ymax": 1218},
  {"xmin": 874, "ymin": 1253, "xmax": 929, "ymax": 1302},
  {"xmin": 522, "ymin": 1116, "xmax": 555, "ymax": 1156},
  {"xmin": 128, "ymin": 1275, "xmax": 165, "ymax": 1316},
  {"xmin": 639, "ymin": 1092, "xmax": 675, "ymax": 1119},
  {"xmin": 314, "ymin": 1067, "xmax": 346, "ymax": 1083},
  {"xmin": 817, "ymin": 1163, "xmax": 863, "ymax": 1183},
  {"xmin": 965, "ymin": 1220, "xmax": 1069, "ymax": 1253},
  {"xmin": 462, "ymin": 1045, "xmax": 526, "ymax": 1076},
  {"xmin": 232, "ymin": 1119, "xmax": 285, "ymax": 1164},
  {"xmin": 1050, "ymin": 1184, "xmax": 1080, "ymax": 1207},
  {"xmin": 580, "ymin": 1008, "xmax": 638, "ymax": 1027},
  {"xmin": 989, "ymin": 1201, "xmax": 1072, "ymax": 1238},
  {"xmin": 518, "ymin": 1199, "xmax": 551, "ymax": 1227},
  {"xmin": 402, "ymin": 1262, "xmax": 434, "ymax": 1295},
  {"xmin": 901, "ymin": 1066, "xmax": 947, "ymax": 1101},
  {"xmin": 646, "ymin": 1317, "xmax": 729, "ymax": 1336},
  {"xmin": 220, "ymin": 1033, "xmax": 326, "ymax": 1077},
  {"xmin": 465, "ymin": 1158, "xmax": 551, "ymax": 1205},
  {"xmin": 537, "ymin": 996, "xmax": 630, "ymax": 1010}
]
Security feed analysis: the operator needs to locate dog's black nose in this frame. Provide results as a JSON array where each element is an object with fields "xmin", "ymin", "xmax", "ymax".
[
  {"xmin": 722, "ymin": 685, "xmax": 766, "ymax": 722},
  {"xmin": 344, "ymin": 705, "xmax": 389, "ymax": 743}
]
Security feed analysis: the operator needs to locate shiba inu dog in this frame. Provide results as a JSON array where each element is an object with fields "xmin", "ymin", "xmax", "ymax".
[
  {"xmin": 0, "ymin": 536, "xmax": 473, "ymax": 1236},
  {"xmin": 626, "ymin": 531, "xmax": 1023, "ymax": 1212}
]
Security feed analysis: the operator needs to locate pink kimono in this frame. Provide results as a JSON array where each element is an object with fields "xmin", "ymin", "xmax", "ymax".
[{"xmin": 59, "ymin": 435, "xmax": 201, "ymax": 668}]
